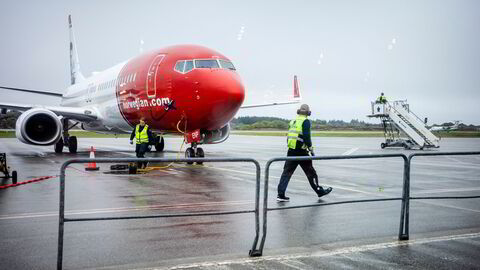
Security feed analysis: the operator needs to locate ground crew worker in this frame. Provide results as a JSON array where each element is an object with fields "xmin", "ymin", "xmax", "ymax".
[
  {"xmin": 376, "ymin": 92, "xmax": 387, "ymax": 103},
  {"xmin": 277, "ymin": 104, "xmax": 333, "ymax": 202},
  {"xmin": 130, "ymin": 117, "xmax": 154, "ymax": 169}
]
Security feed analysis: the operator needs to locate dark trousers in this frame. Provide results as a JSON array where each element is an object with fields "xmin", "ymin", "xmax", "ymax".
[
  {"xmin": 277, "ymin": 148, "xmax": 322, "ymax": 196},
  {"xmin": 135, "ymin": 143, "xmax": 149, "ymax": 168}
]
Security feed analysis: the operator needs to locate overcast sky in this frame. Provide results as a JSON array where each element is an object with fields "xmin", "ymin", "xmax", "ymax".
[{"xmin": 1, "ymin": 0, "xmax": 479, "ymax": 124}]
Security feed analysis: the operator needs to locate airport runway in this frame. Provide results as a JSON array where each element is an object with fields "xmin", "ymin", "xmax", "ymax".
[{"xmin": 1, "ymin": 136, "xmax": 479, "ymax": 269}]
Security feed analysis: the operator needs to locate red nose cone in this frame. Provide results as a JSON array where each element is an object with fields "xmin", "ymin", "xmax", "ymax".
[{"xmin": 188, "ymin": 70, "xmax": 245, "ymax": 130}]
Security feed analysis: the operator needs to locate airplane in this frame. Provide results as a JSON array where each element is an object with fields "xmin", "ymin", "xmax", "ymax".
[
  {"xmin": 0, "ymin": 15, "xmax": 300, "ymax": 161},
  {"xmin": 428, "ymin": 120, "xmax": 461, "ymax": 132}
]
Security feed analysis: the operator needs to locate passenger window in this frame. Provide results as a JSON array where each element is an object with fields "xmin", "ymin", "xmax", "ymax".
[
  {"xmin": 133, "ymin": 73, "xmax": 136, "ymax": 82},
  {"xmin": 174, "ymin": 61, "xmax": 185, "ymax": 73},
  {"xmin": 195, "ymin": 59, "xmax": 219, "ymax": 68},
  {"xmin": 184, "ymin": 60, "xmax": 194, "ymax": 73}
]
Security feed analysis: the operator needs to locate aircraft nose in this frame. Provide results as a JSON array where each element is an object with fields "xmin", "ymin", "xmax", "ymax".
[{"xmin": 190, "ymin": 70, "xmax": 245, "ymax": 130}]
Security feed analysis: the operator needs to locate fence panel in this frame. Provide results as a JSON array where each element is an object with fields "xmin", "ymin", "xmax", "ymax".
[
  {"xmin": 250, "ymin": 153, "xmax": 409, "ymax": 256},
  {"xmin": 58, "ymin": 157, "xmax": 261, "ymax": 270}
]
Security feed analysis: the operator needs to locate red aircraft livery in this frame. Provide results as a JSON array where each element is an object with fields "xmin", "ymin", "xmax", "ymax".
[{"xmin": 0, "ymin": 15, "xmax": 300, "ymax": 161}]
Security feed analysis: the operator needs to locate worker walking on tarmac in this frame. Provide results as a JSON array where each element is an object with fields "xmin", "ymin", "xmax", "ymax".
[
  {"xmin": 376, "ymin": 92, "xmax": 387, "ymax": 103},
  {"xmin": 130, "ymin": 117, "xmax": 154, "ymax": 169},
  {"xmin": 277, "ymin": 104, "xmax": 333, "ymax": 202}
]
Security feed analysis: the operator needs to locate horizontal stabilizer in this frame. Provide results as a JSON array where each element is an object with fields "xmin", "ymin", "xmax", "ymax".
[{"xmin": 240, "ymin": 75, "xmax": 301, "ymax": 109}]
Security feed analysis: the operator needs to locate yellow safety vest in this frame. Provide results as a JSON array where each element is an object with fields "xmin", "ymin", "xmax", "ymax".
[
  {"xmin": 377, "ymin": 95, "xmax": 387, "ymax": 103},
  {"xmin": 287, "ymin": 115, "xmax": 308, "ymax": 149},
  {"xmin": 135, "ymin": 124, "xmax": 149, "ymax": 144}
]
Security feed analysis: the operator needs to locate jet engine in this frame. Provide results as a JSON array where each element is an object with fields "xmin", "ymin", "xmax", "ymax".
[
  {"xmin": 202, "ymin": 123, "xmax": 230, "ymax": 144},
  {"xmin": 15, "ymin": 108, "xmax": 62, "ymax": 145}
]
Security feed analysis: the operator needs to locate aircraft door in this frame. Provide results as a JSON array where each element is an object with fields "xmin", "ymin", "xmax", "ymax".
[
  {"xmin": 146, "ymin": 54, "xmax": 165, "ymax": 98},
  {"xmin": 85, "ymin": 83, "xmax": 95, "ymax": 103}
]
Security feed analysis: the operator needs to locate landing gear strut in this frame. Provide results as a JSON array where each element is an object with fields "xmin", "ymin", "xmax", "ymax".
[
  {"xmin": 54, "ymin": 118, "xmax": 78, "ymax": 154},
  {"xmin": 185, "ymin": 143, "xmax": 204, "ymax": 165},
  {"xmin": 155, "ymin": 135, "xmax": 164, "ymax": 152}
]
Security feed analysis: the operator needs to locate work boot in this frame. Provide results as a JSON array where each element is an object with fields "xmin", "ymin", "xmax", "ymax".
[
  {"xmin": 277, "ymin": 194, "xmax": 290, "ymax": 202},
  {"xmin": 317, "ymin": 187, "xmax": 333, "ymax": 198}
]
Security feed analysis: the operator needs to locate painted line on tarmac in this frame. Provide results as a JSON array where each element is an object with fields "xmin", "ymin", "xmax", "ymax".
[
  {"xmin": 151, "ymin": 232, "xmax": 480, "ymax": 270},
  {"xmin": 201, "ymin": 165, "xmax": 384, "ymax": 197},
  {"xmin": 410, "ymin": 161, "xmax": 480, "ymax": 170},
  {"xmin": 444, "ymin": 156, "xmax": 480, "ymax": 166},
  {"xmin": 417, "ymin": 200, "xmax": 480, "ymax": 214},
  {"xmin": 199, "ymin": 164, "xmax": 480, "ymax": 212},
  {"xmin": 342, "ymin": 147, "xmax": 359, "ymax": 156},
  {"xmin": 0, "ymin": 200, "xmax": 253, "ymax": 221},
  {"xmin": 414, "ymin": 187, "xmax": 480, "ymax": 194}
]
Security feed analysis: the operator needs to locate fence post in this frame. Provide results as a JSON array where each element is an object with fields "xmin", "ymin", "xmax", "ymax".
[
  {"xmin": 256, "ymin": 159, "xmax": 273, "ymax": 256},
  {"xmin": 249, "ymin": 160, "xmax": 262, "ymax": 256},
  {"xmin": 57, "ymin": 161, "xmax": 69, "ymax": 270},
  {"xmin": 399, "ymin": 155, "xmax": 410, "ymax": 240}
]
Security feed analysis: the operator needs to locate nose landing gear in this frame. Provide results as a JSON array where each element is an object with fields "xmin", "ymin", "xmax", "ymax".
[{"xmin": 185, "ymin": 143, "xmax": 204, "ymax": 165}]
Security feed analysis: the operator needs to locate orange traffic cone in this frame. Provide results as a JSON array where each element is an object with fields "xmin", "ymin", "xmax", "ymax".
[{"xmin": 85, "ymin": 146, "xmax": 100, "ymax": 171}]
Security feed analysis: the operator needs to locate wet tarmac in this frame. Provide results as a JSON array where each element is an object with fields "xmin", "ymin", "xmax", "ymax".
[{"xmin": 1, "ymin": 136, "xmax": 479, "ymax": 269}]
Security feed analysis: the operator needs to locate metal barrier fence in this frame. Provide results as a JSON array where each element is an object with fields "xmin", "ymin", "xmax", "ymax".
[
  {"xmin": 399, "ymin": 151, "xmax": 480, "ymax": 240},
  {"xmin": 250, "ymin": 153, "xmax": 410, "ymax": 256},
  {"xmin": 250, "ymin": 152, "xmax": 480, "ymax": 256},
  {"xmin": 57, "ymin": 157, "xmax": 261, "ymax": 270},
  {"xmin": 56, "ymin": 152, "xmax": 480, "ymax": 268}
]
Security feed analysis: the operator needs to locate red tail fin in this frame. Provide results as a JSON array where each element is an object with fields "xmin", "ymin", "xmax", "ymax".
[{"xmin": 293, "ymin": 75, "xmax": 301, "ymax": 99}]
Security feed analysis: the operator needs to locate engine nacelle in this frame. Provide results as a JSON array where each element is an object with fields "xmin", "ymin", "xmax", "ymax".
[
  {"xmin": 15, "ymin": 108, "xmax": 62, "ymax": 145},
  {"xmin": 201, "ymin": 124, "xmax": 230, "ymax": 144}
]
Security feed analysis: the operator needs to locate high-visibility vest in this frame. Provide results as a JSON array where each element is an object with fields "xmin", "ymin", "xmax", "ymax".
[
  {"xmin": 287, "ymin": 115, "xmax": 308, "ymax": 149},
  {"xmin": 377, "ymin": 95, "xmax": 387, "ymax": 103},
  {"xmin": 135, "ymin": 124, "xmax": 149, "ymax": 144}
]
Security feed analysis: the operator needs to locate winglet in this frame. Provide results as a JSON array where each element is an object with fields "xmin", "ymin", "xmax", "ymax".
[
  {"xmin": 69, "ymin": 15, "xmax": 85, "ymax": 85},
  {"xmin": 293, "ymin": 75, "xmax": 301, "ymax": 99}
]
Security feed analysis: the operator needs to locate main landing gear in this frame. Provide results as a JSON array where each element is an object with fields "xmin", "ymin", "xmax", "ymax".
[
  {"xmin": 185, "ymin": 143, "xmax": 204, "ymax": 165},
  {"xmin": 147, "ymin": 135, "xmax": 165, "ymax": 152},
  {"xmin": 54, "ymin": 118, "xmax": 78, "ymax": 154},
  {"xmin": 155, "ymin": 135, "xmax": 165, "ymax": 152}
]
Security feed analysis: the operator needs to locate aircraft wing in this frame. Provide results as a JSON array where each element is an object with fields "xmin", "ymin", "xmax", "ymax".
[
  {"xmin": 0, "ymin": 102, "xmax": 98, "ymax": 122},
  {"xmin": 0, "ymin": 86, "xmax": 63, "ymax": 97},
  {"xmin": 240, "ymin": 75, "xmax": 302, "ymax": 109}
]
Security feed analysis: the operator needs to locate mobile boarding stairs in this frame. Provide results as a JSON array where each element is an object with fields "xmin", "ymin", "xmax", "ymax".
[{"xmin": 368, "ymin": 100, "xmax": 440, "ymax": 150}]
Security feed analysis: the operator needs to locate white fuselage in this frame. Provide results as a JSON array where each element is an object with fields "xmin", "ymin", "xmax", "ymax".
[{"xmin": 61, "ymin": 61, "xmax": 133, "ymax": 133}]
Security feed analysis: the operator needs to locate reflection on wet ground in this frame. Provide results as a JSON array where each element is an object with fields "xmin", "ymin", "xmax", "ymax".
[{"xmin": 0, "ymin": 136, "xmax": 479, "ymax": 269}]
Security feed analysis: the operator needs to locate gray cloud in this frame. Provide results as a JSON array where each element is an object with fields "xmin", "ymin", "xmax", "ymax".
[{"xmin": 1, "ymin": 0, "xmax": 479, "ymax": 124}]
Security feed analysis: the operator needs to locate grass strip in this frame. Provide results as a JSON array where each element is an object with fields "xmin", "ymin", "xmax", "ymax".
[{"xmin": 1, "ymin": 130, "xmax": 479, "ymax": 138}]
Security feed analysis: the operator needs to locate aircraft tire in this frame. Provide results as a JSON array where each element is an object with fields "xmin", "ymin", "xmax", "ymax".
[
  {"xmin": 380, "ymin": 143, "xmax": 386, "ymax": 149},
  {"xmin": 11, "ymin": 170, "xmax": 17, "ymax": 184},
  {"xmin": 68, "ymin": 136, "xmax": 78, "ymax": 154},
  {"xmin": 155, "ymin": 136, "xmax": 165, "ymax": 152},
  {"xmin": 185, "ymin": 147, "xmax": 195, "ymax": 165},
  {"xmin": 195, "ymin": 147, "xmax": 204, "ymax": 165},
  {"xmin": 55, "ymin": 138, "xmax": 64, "ymax": 153}
]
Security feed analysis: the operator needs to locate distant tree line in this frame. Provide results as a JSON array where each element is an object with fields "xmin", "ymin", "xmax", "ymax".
[
  {"xmin": 231, "ymin": 116, "xmax": 479, "ymax": 131},
  {"xmin": 0, "ymin": 111, "xmax": 21, "ymax": 129},
  {"xmin": 0, "ymin": 112, "xmax": 478, "ymax": 131},
  {"xmin": 231, "ymin": 116, "xmax": 383, "ymax": 130}
]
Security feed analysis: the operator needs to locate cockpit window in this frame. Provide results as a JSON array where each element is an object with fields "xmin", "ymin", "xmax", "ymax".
[
  {"xmin": 174, "ymin": 61, "xmax": 185, "ymax": 73},
  {"xmin": 184, "ymin": 60, "xmax": 194, "ymax": 73},
  {"xmin": 219, "ymin": 60, "xmax": 236, "ymax": 70},
  {"xmin": 195, "ymin": 59, "xmax": 219, "ymax": 69}
]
